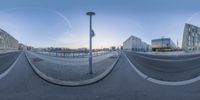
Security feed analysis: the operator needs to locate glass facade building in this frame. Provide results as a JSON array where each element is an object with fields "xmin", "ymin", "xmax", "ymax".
[
  {"xmin": 151, "ymin": 38, "xmax": 176, "ymax": 51},
  {"xmin": 182, "ymin": 23, "xmax": 200, "ymax": 52}
]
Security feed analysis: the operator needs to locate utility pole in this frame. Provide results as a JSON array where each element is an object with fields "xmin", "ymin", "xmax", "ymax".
[{"xmin": 86, "ymin": 12, "xmax": 95, "ymax": 74}]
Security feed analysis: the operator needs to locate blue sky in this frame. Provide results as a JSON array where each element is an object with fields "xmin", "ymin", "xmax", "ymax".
[{"xmin": 0, "ymin": 0, "xmax": 200, "ymax": 48}]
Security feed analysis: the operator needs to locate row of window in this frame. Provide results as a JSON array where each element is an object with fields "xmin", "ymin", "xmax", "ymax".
[{"xmin": 0, "ymin": 32, "xmax": 18, "ymax": 49}]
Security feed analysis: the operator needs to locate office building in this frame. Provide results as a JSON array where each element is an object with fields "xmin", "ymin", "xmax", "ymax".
[
  {"xmin": 123, "ymin": 35, "xmax": 150, "ymax": 52},
  {"xmin": 0, "ymin": 29, "xmax": 18, "ymax": 50},
  {"xmin": 151, "ymin": 38, "xmax": 176, "ymax": 51},
  {"xmin": 182, "ymin": 23, "xmax": 200, "ymax": 52}
]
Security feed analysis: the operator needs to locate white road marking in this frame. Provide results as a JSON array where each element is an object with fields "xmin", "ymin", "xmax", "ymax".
[{"xmin": 0, "ymin": 52, "xmax": 22, "ymax": 79}]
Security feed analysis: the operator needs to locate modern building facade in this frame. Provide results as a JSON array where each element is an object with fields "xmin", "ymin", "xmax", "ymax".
[
  {"xmin": 151, "ymin": 38, "xmax": 176, "ymax": 51},
  {"xmin": 182, "ymin": 23, "xmax": 200, "ymax": 52},
  {"xmin": 0, "ymin": 29, "xmax": 18, "ymax": 50},
  {"xmin": 123, "ymin": 35, "xmax": 150, "ymax": 52}
]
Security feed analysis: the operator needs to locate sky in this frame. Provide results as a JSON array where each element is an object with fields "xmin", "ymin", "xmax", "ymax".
[{"xmin": 0, "ymin": 0, "xmax": 200, "ymax": 49}]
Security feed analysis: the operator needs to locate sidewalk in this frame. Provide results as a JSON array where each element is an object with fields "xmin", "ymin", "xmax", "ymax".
[
  {"xmin": 0, "ymin": 50, "xmax": 19, "ymax": 54},
  {"xmin": 27, "ymin": 52, "xmax": 119, "ymax": 81}
]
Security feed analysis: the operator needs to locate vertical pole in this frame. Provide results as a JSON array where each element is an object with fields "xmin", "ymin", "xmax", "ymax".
[
  {"xmin": 89, "ymin": 15, "xmax": 93, "ymax": 74},
  {"xmin": 193, "ymin": 35, "xmax": 195, "ymax": 50},
  {"xmin": 87, "ymin": 12, "xmax": 95, "ymax": 74},
  {"xmin": 161, "ymin": 38, "xmax": 163, "ymax": 51}
]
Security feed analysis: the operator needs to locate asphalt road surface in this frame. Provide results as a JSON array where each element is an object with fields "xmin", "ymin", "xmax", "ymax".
[
  {"xmin": 137, "ymin": 52, "xmax": 200, "ymax": 60},
  {"xmin": 0, "ymin": 52, "xmax": 21, "ymax": 74},
  {"xmin": 0, "ymin": 51, "xmax": 200, "ymax": 100},
  {"xmin": 125, "ymin": 51, "xmax": 200, "ymax": 81}
]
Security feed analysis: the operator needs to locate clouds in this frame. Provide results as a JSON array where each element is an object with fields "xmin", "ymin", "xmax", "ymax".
[
  {"xmin": 187, "ymin": 11, "xmax": 200, "ymax": 26},
  {"xmin": 0, "ymin": 7, "xmax": 72, "ymax": 46},
  {"xmin": 0, "ymin": 0, "xmax": 199, "ymax": 48}
]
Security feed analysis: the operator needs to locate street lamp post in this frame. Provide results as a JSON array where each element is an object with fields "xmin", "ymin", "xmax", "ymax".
[
  {"xmin": 86, "ymin": 12, "xmax": 95, "ymax": 74},
  {"xmin": 161, "ymin": 37, "xmax": 164, "ymax": 51}
]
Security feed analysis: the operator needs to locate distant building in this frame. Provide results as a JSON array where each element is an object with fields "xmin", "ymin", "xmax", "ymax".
[
  {"xmin": 120, "ymin": 46, "xmax": 123, "ymax": 50},
  {"xmin": 77, "ymin": 48, "xmax": 88, "ymax": 52},
  {"xmin": 110, "ymin": 46, "xmax": 116, "ymax": 51},
  {"xmin": 0, "ymin": 29, "xmax": 18, "ymax": 50},
  {"xmin": 182, "ymin": 23, "xmax": 200, "ymax": 52},
  {"xmin": 123, "ymin": 35, "xmax": 150, "ymax": 52},
  {"xmin": 18, "ymin": 43, "xmax": 27, "ymax": 50},
  {"xmin": 151, "ymin": 38, "xmax": 176, "ymax": 51},
  {"xmin": 27, "ymin": 46, "xmax": 34, "ymax": 51},
  {"xmin": 102, "ymin": 48, "xmax": 109, "ymax": 51}
]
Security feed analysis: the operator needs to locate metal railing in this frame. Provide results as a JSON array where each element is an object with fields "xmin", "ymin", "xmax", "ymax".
[{"xmin": 33, "ymin": 50, "xmax": 113, "ymax": 58}]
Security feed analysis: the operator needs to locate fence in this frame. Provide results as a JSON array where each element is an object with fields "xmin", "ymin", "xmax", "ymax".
[{"xmin": 34, "ymin": 50, "xmax": 112, "ymax": 58}]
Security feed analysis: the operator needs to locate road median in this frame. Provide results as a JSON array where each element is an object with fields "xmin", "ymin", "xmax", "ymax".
[{"xmin": 25, "ymin": 51, "xmax": 121, "ymax": 86}]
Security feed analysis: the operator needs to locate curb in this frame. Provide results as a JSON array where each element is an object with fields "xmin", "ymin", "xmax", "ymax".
[
  {"xmin": 25, "ymin": 51, "xmax": 121, "ymax": 86},
  {"xmin": 0, "ymin": 52, "xmax": 21, "ymax": 79},
  {"xmin": 123, "ymin": 51, "xmax": 200, "ymax": 86}
]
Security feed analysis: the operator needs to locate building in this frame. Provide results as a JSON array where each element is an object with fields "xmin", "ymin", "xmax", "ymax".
[
  {"xmin": 102, "ymin": 48, "xmax": 109, "ymax": 51},
  {"xmin": 27, "ymin": 46, "xmax": 34, "ymax": 51},
  {"xmin": 141, "ymin": 42, "xmax": 151, "ymax": 52},
  {"xmin": 0, "ymin": 29, "xmax": 18, "ymax": 50},
  {"xmin": 151, "ymin": 38, "xmax": 176, "ymax": 51},
  {"xmin": 110, "ymin": 46, "xmax": 116, "ymax": 51},
  {"xmin": 18, "ymin": 43, "xmax": 27, "ymax": 50},
  {"xmin": 182, "ymin": 23, "xmax": 200, "ymax": 52},
  {"xmin": 123, "ymin": 35, "xmax": 150, "ymax": 52},
  {"xmin": 77, "ymin": 48, "xmax": 88, "ymax": 52}
]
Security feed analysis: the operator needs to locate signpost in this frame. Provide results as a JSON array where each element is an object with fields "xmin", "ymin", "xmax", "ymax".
[{"xmin": 86, "ymin": 12, "xmax": 95, "ymax": 74}]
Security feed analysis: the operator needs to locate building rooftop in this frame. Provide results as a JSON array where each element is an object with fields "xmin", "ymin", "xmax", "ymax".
[{"xmin": 151, "ymin": 38, "xmax": 171, "ymax": 41}]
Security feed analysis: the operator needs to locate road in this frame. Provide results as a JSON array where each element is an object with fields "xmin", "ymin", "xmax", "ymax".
[
  {"xmin": 0, "ymin": 52, "xmax": 21, "ymax": 74},
  {"xmin": 125, "ymin": 51, "xmax": 200, "ymax": 81},
  {"xmin": 0, "ymin": 51, "xmax": 200, "ymax": 100}
]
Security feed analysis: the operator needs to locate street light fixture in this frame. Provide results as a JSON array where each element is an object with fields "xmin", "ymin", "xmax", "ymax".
[{"xmin": 86, "ymin": 12, "xmax": 95, "ymax": 74}]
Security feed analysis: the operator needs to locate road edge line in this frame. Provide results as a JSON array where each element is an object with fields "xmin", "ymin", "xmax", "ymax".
[
  {"xmin": 123, "ymin": 51, "xmax": 200, "ymax": 86},
  {"xmin": 0, "ymin": 52, "xmax": 22, "ymax": 79}
]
